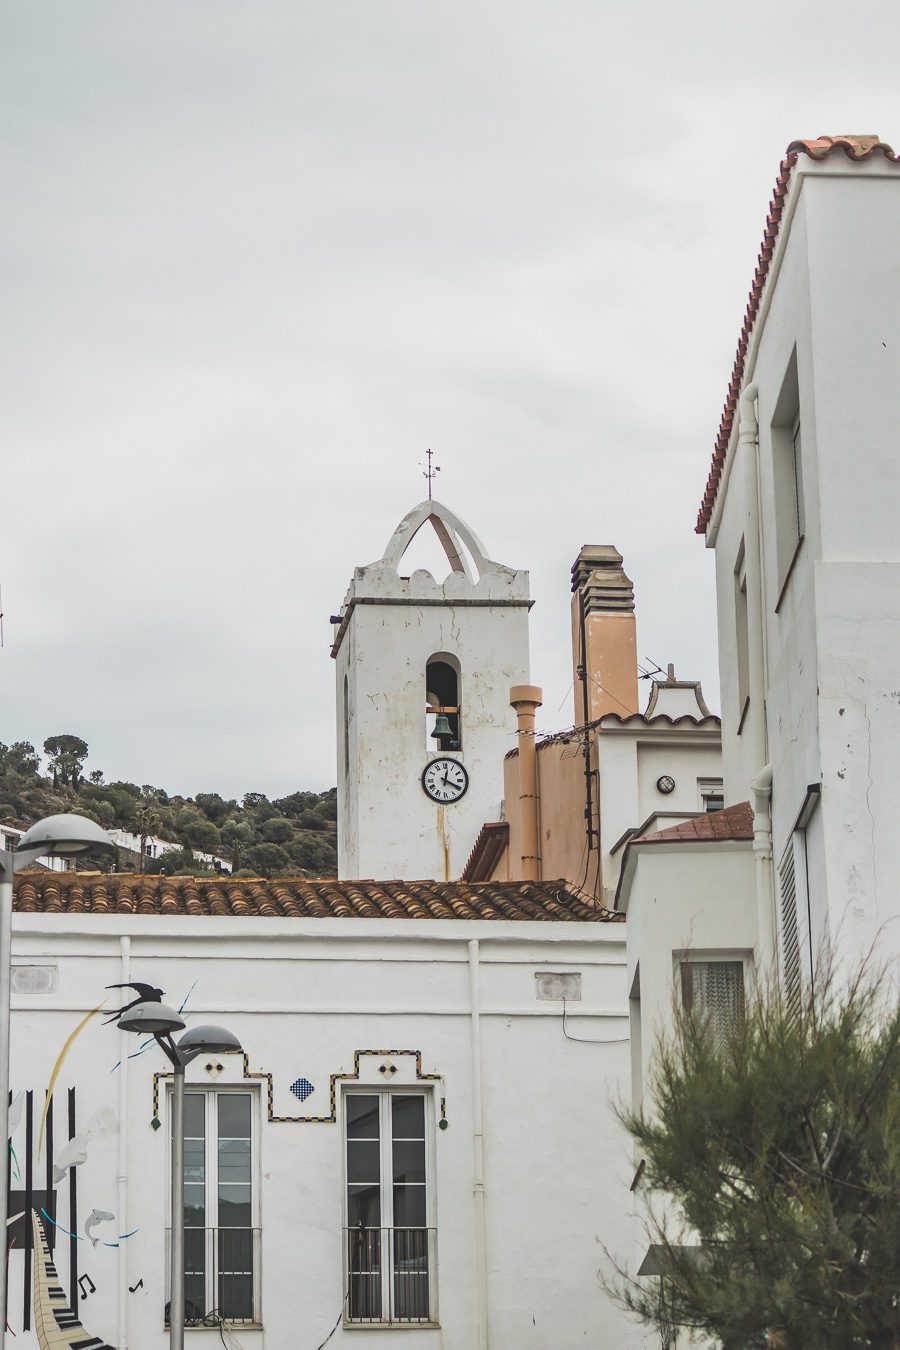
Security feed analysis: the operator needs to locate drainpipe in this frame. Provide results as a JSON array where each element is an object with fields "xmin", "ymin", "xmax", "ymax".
[
  {"xmin": 510, "ymin": 686, "xmax": 543, "ymax": 881},
  {"xmin": 468, "ymin": 939, "xmax": 488, "ymax": 1350},
  {"xmin": 117, "ymin": 936, "xmax": 131, "ymax": 1349},
  {"xmin": 751, "ymin": 764, "xmax": 776, "ymax": 960},
  {"xmin": 741, "ymin": 382, "xmax": 776, "ymax": 959}
]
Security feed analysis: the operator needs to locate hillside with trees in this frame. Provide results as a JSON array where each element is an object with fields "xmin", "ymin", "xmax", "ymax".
[{"xmin": 0, "ymin": 735, "xmax": 337, "ymax": 878}]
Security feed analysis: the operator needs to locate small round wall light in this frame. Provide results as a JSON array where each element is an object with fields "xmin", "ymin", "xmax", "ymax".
[{"xmin": 656, "ymin": 774, "xmax": 676, "ymax": 795}]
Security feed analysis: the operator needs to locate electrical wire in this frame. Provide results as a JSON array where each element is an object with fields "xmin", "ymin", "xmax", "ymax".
[
  {"xmin": 560, "ymin": 998, "xmax": 629, "ymax": 1045},
  {"xmin": 313, "ymin": 1292, "xmax": 349, "ymax": 1350}
]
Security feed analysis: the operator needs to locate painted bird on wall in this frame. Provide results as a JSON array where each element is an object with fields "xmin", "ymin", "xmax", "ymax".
[{"xmin": 103, "ymin": 982, "xmax": 164, "ymax": 1025}]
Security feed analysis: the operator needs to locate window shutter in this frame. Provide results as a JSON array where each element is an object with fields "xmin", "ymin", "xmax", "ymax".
[{"xmin": 779, "ymin": 841, "xmax": 801, "ymax": 1016}]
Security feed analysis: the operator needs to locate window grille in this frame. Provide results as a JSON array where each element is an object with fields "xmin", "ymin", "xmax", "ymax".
[
  {"xmin": 680, "ymin": 961, "xmax": 745, "ymax": 1048},
  {"xmin": 779, "ymin": 842, "xmax": 802, "ymax": 1016}
]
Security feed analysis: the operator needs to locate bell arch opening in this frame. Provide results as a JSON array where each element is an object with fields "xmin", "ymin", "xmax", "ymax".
[{"xmin": 425, "ymin": 653, "xmax": 461, "ymax": 752}]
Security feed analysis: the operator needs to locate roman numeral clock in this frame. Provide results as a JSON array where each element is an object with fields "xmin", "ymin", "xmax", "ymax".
[{"xmin": 421, "ymin": 757, "xmax": 469, "ymax": 803}]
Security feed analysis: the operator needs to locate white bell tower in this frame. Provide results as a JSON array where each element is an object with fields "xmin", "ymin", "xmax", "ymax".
[{"xmin": 331, "ymin": 499, "xmax": 531, "ymax": 880}]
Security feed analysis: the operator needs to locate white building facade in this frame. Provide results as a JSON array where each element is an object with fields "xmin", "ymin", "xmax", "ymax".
[
  {"xmin": 619, "ymin": 133, "xmax": 900, "ymax": 1163},
  {"xmin": 8, "ymin": 873, "xmax": 641, "ymax": 1350}
]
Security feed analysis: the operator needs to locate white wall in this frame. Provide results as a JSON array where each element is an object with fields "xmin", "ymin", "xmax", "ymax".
[
  {"xmin": 710, "ymin": 155, "xmax": 900, "ymax": 975},
  {"xmin": 7, "ymin": 912, "xmax": 641, "ymax": 1350}
]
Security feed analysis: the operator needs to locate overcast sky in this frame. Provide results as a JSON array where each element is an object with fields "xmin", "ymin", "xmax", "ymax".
[{"xmin": 2, "ymin": 2, "xmax": 898, "ymax": 800}]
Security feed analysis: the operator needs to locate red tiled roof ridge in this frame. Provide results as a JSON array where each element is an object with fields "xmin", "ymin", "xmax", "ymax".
[
  {"xmin": 11, "ymin": 871, "xmax": 620, "ymax": 923},
  {"xmin": 696, "ymin": 135, "xmax": 900, "ymax": 534},
  {"xmin": 635, "ymin": 800, "xmax": 754, "ymax": 844}
]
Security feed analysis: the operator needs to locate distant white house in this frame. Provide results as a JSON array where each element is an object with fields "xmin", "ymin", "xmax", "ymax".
[{"xmin": 107, "ymin": 828, "xmax": 232, "ymax": 874}]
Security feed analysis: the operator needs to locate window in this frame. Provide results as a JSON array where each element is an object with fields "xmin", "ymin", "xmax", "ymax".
[
  {"xmin": 734, "ymin": 541, "xmax": 750, "ymax": 725},
  {"xmin": 173, "ymin": 1090, "xmax": 259, "ymax": 1325},
  {"xmin": 344, "ymin": 1091, "xmax": 436, "ymax": 1325},
  {"xmin": 425, "ymin": 655, "xmax": 461, "ymax": 752},
  {"xmin": 343, "ymin": 674, "xmax": 351, "ymax": 777},
  {"xmin": 699, "ymin": 779, "xmax": 725, "ymax": 813},
  {"xmin": 778, "ymin": 840, "xmax": 802, "ymax": 1017},
  {"xmin": 772, "ymin": 350, "xmax": 804, "ymax": 595},
  {"xmin": 680, "ymin": 960, "xmax": 746, "ymax": 1049}
]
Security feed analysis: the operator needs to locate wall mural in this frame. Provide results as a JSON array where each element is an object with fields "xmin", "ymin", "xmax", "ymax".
[{"xmin": 6, "ymin": 998, "xmax": 140, "ymax": 1345}]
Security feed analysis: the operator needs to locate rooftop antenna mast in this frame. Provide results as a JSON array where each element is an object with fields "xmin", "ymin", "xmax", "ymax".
[{"xmin": 421, "ymin": 448, "xmax": 441, "ymax": 501}]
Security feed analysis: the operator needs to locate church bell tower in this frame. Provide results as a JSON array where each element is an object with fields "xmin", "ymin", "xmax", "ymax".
[{"xmin": 331, "ymin": 500, "xmax": 531, "ymax": 880}]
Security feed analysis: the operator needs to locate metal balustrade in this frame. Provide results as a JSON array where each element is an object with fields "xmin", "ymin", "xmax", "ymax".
[
  {"xmin": 165, "ymin": 1226, "xmax": 261, "ymax": 1325},
  {"xmin": 344, "ymin": 1226, "xmax": 437, "ymax": 1324}
]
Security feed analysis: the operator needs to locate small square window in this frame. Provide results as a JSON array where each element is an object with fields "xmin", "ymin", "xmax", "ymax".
[{"xmin": 680, "ymin": 960, "xmax": 745, "ymax": 1047}]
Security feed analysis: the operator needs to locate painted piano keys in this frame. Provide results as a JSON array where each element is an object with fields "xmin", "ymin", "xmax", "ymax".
[{"xmin": 30, "ymin": 1211, "xmax": 113, "ymax": 1350}]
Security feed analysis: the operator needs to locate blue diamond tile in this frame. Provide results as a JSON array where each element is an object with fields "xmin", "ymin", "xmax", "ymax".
[{"xmin": 290, "ymin": 1077, "xmax": 315, "ymax": 1102}]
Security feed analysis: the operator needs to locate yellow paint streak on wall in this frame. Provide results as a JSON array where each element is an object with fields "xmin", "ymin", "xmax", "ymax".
[
  {"xmin": 37, "ymin": 1000, "xmax": 106, "ymax": 1159},
  {"xmin": 437, "ymin": 804, "xmax": 450, "ymax": 881}
]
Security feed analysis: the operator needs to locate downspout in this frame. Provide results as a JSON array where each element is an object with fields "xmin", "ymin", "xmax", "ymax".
[
  {"xmin": 741, "ymin": 382, "xmax": 776, "ymax": 957},
  {"xmin": 117, "ymin": 936, "xmax": 131, "ymax": 1349},
  {"xmin": 468, "ymin": 939, "xmax": 488, "ymax": 1350},
  {"xmin": 510, "ymin": 686, "xmax": 543, "ymax": 881}
]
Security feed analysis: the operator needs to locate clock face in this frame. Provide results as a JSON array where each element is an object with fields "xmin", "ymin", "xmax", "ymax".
[{"xmin": 422, "ymin": 757, "xmax": 469, "ymax": 804}]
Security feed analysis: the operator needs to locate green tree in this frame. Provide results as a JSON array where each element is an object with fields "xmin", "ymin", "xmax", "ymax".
[
  {"xmin": 195, "ymin": 792, "xmax": 231, "ymax": 823},
  {"xmin": 262, "ymin": 817, "xmax": 293, "ymax": 845},
  {"xmin": 89, "ymin": 769, "xmax": 105, "ymax": 785},
  {"xmin": 133, "ymin": 805, "xmax": 162, "ymax": 874},
  {"xmin": 245, "ymin": 842, "xmax": 290, "ymax": 877},
  {"xmin": 4, "ymin": 741, "xmax": 40, "ymax": 775},
  {"xmin": 43, "ymin": 734, "xmax": 89, "ymax": 790},
  {"xmin": 612, "ymin": 967, "xmax": 900, "ymax": 1349}
]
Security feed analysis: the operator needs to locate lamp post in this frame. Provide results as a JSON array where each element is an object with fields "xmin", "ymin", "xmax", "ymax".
[
  {"xmin": 118, "ymin": 1002, "xmax": 242, "ymax": 1349},
  {"xmin": 0, "ymin": 813, "xmax": 114, "ymax": 1347}
]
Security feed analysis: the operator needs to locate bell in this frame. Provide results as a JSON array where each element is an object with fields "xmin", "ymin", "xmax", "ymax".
[{"xmin": 431, "ymin": 713, "xmax": 453, "ymax": 740}]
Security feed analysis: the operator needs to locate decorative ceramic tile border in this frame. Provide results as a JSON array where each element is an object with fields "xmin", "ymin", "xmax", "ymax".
[{"xmin": 152, "ymin": 1049, "xmax": 446, "ymax": 1126}]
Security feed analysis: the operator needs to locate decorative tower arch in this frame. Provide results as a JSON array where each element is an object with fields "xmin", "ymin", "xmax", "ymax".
[{"xmin": 331, "ymin": 500, "xmax": 532, "ymax": 881}]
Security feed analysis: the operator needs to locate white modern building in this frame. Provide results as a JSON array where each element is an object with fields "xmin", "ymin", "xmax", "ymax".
[{"xmin": 619, "ymin": 134, "xmax": 900, "ymax": 1151}]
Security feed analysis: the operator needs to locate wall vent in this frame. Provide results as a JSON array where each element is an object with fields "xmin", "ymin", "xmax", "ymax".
[
  {"xmin": 11, "ymin": 965, "xmax": 58, "ymax": 995},
  {"xmin": 534, "ymin": 972, "xmax": 582, "ymax": 1001}
]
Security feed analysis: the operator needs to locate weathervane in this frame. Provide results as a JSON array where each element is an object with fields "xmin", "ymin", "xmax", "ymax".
[{"xmin": 421, "ymin": 448, "xmax": 441, "ymax": 501}]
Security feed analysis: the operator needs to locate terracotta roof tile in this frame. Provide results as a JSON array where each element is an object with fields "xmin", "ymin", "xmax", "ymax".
[
  {"xmin": 697, "ymin": 135, "xmax": 900, "ymax": 533},
  {"xmin": 634, "ymin": 800, "xmax": 754, "ymax": 845},
  {"xmin": 12, "ymin": 873, "xmax": 621, "ymax": 923}
]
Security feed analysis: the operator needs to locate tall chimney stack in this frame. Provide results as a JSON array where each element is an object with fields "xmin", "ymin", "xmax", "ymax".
[{"xmin": 570, "ymin": 546, "xmax": 639, "ymax": 724}]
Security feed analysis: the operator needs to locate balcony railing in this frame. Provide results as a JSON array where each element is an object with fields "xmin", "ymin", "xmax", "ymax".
[
  {"xmin": 344, "ymin": 1226, "xmax": 437, "ymax": 1325},
  {"xmin": 165, "ymin": 1226, "xmax": 261, "ymax": 1326}
]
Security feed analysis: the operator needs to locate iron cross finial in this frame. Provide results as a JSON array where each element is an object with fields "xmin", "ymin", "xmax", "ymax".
[{"xmin": 421, "ymin": 448, "xmax": 441, "ymax": 501}]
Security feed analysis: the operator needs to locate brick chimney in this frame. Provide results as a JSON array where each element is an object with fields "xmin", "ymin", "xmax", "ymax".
[{"xmin": 570, "ymin": 546, "xmax": 639, "ymax": 723}]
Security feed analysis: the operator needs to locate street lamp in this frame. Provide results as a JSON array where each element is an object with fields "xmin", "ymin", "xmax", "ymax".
[
  {"xmin": 118, "ymin": 1002, "xmax": 242, "ymax": 1349},
  {"xmin": 0, "ymin": 813, "xmax": 114, "ymax": 1348}
]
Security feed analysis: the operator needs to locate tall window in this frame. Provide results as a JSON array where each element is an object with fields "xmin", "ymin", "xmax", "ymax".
[
  {"xmin": 425, "ymin": 655, "xmax": 461, "ymax": 752},
  {"xmin": 680, "ymin": 959, "xmax": 746, "ymax": 1050},
  {"xmin": 343, "ymin": 674, "xmax": 351, "ymax": 777},
  {"xmin": 344, "ymin": 1091, "xmax": 435, "ymax": 1325},
  {"xmin": 176, "ymin": 1090, "xmax": 259, "ymax": 1325},
  {"xmin": 771, "ymin": 350, "xmax": 804, "ymax": 595},
  {"xmin": 734, "ymin": 542, "xmax": 750, "ymax": 725}
]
